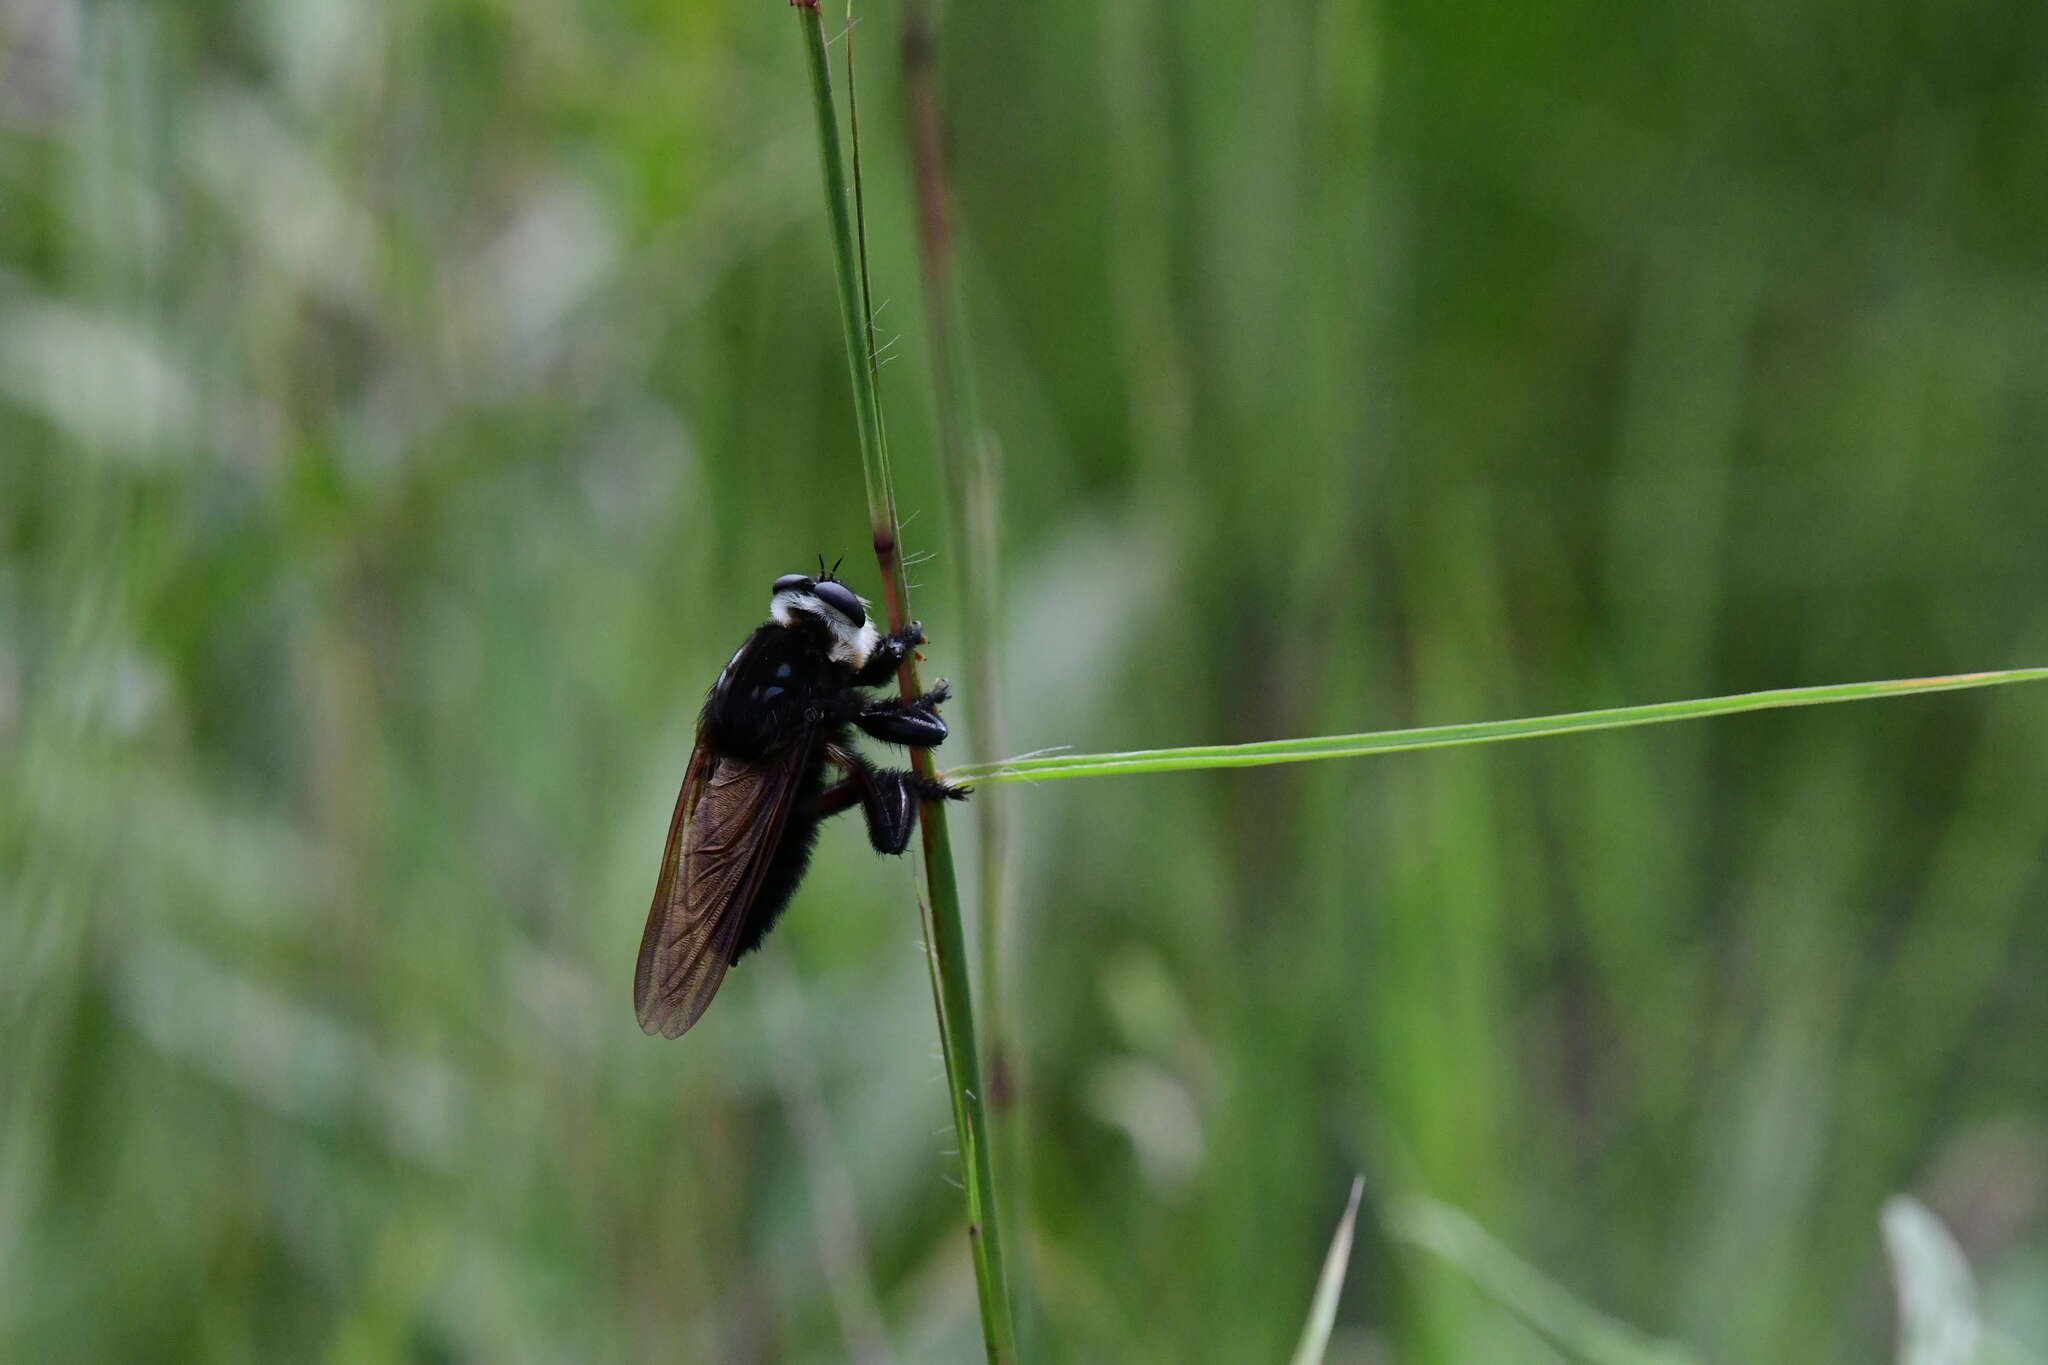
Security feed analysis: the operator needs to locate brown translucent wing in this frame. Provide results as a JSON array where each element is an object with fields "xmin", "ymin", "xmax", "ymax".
[{"xmin": 633, "ymin": 736, "xmax": 805, "ymax": 1038}]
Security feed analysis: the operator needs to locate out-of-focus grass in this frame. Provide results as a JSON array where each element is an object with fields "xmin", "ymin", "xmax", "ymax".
[
  {"xmin": 1291, "ymin": 1176, "xmax": 1365, "ymax": 1365},
  {"xmin": 5, "ymin": 0, "xmax": 2048, "ymax": 1362}
]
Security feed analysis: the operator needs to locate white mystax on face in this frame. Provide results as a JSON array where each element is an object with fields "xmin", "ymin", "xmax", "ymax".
[{"xmin": 771, "ymin": 578, "xmax": 880, "ymax": 668}]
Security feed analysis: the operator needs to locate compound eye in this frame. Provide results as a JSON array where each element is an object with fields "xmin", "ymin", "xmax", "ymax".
[
  {"xmin": 812, "ymin": 579, "xmax": 866, "ymax": 627},
  {"xmin": 772, "ymin": 573, "xmax": 814, "ymax": 596}
]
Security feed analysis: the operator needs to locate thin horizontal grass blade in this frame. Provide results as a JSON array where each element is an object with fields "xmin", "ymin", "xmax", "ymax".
[{"xmin": 947, "ymin": 670, "xmax": 2048, "ymax": 785}]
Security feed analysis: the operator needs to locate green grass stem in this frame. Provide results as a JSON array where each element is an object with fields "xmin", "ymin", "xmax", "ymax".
[
  {"xmin": 795, "ymin": 7, "xmax": 1018, "ymax": 1358},
  {"xmin": 945, "ymin": 670, "xmax": 2048, "ymax": 785},
  {"xmin": 898, "ymin": 0, "xmax": 1022, "ymax": 1283}
]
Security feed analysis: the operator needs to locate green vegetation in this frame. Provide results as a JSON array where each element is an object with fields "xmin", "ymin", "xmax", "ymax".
[
  {"xmin": 793, "ymin": 3, "xmax": 1015, "ymax": 1354},
  {"xmin": 5, "ymin": 1, "xmax": 2047, "ymax": 1362}
]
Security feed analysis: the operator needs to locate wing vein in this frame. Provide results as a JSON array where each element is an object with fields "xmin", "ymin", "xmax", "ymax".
[{"xmin": 633, "ymin": 728, "xmax": 809, "ymax": 1039}]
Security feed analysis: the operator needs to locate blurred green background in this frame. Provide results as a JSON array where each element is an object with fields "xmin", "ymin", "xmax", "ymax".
[{"xmin": 6, "ymin": 0, "xmax": 2048, "ymax": 1360}]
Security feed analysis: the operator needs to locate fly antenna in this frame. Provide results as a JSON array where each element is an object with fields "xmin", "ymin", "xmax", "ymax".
[{"xmin": 829, "ymin": 554, "xmax": 845, "ymax": 580}]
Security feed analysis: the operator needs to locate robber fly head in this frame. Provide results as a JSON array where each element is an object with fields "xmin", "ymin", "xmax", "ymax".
[{"xmin": 770, "ymin": 564, "xmax": 879, "ymax": 666}]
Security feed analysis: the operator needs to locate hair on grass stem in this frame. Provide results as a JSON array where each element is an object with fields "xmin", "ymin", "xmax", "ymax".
[{"xmin": 843, "ymin": 1, "xmax": 885, "ymax": 416}]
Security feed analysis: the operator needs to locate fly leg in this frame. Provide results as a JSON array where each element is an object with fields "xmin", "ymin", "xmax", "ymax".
[
  {"xmin": 805, "ymin": 778, "xmax": 865, "ymax": 820},
  {"xmin": 824, "ymin": 743, "xmax": 970, "ymax": 854},
  {"xmin": 853, "ymin": 680, "xmax": 953, "ymax": 747},
  {"xmin": 852, "ymin": 621, "xmax": 928, "ymax": 688}
]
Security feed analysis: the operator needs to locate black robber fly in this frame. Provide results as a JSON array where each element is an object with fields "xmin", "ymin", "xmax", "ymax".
[{"xmin": 633, "ymin": 560, "xmax": 968, "ymax": 1038}]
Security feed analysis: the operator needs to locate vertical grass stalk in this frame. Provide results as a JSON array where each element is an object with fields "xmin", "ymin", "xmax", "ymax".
[
  {"xmin": 794, "ymin": 6, "xmax": 1018, "ymax": 1359},
  {"xmin": 843, "ymin": 0, "xmax": 887, "ymax": 414},
  {"xmin": 898, "ymin": 0, "xmax": 1019, "ymax": 1245}
]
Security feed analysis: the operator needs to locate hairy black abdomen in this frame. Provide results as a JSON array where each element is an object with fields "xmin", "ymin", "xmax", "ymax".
[{"xmin": 730, "ymin": 739, "xmax": 829, "ymax": 961}]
